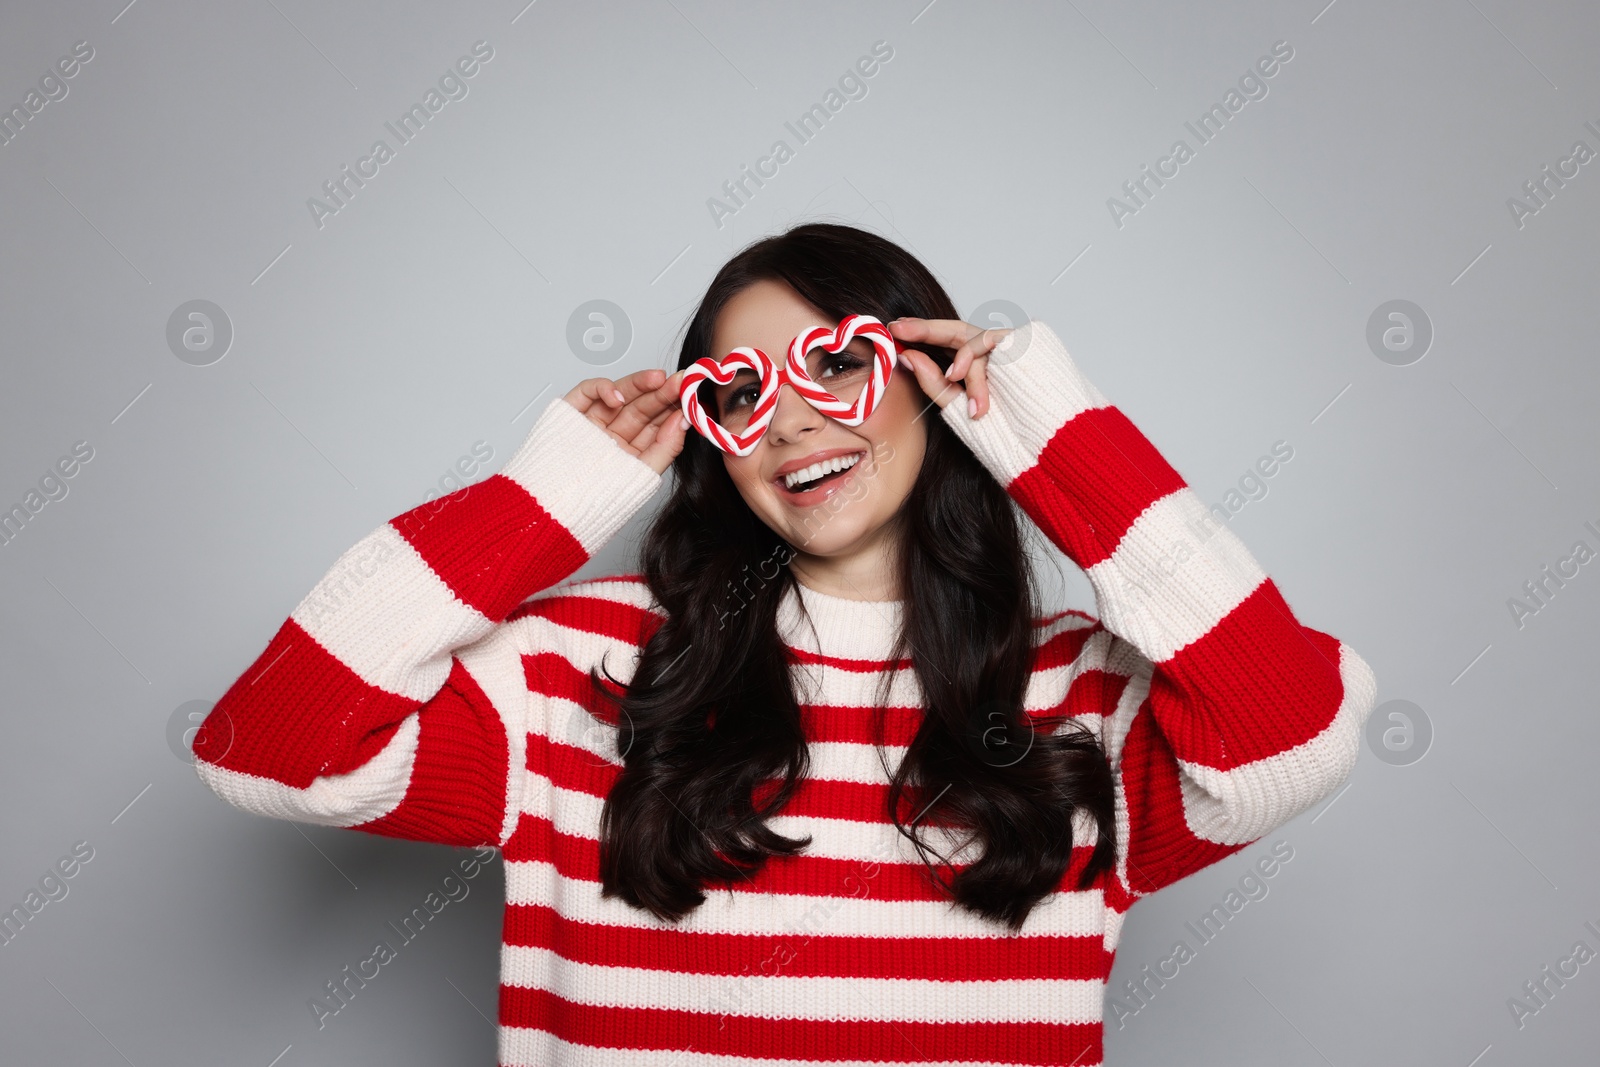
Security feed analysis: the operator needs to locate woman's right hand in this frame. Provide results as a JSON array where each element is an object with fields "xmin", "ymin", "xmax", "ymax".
[{"xmin": 562, "ymin": 368, "xmax": 691, "ymax": 476}]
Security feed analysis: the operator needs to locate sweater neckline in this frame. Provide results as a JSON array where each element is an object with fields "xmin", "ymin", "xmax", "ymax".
[{"xmin": 778, "ymin": 579, "xmax": 905, "ymax": 661}]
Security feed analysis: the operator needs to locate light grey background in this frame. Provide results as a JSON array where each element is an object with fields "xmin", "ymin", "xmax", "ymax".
[{"xmin": 2, "ymin": 0, "xmax": 1596, "ymax": 1063}]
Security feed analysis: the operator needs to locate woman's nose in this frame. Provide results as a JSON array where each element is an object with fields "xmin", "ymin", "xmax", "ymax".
[{"xmin": 764, "ymin": 378, "xmax": 824, "ymax": 444}]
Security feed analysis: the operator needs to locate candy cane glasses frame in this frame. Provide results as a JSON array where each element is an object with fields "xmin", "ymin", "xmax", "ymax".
[{"xmin": 677, "ymin": 314, "xmax": 906, "ymax": 457}]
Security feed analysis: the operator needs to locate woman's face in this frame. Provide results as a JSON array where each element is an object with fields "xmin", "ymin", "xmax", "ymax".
[{"xmin": 706, "ymin": 279, "xmax": 928, "ymax": 560}]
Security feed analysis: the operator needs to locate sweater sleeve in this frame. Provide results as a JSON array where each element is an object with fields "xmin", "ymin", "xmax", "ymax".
[
  {"xmin": 190, "ymin": 396, "xmax": 663, "ymax": 850},
  {"xmin": 937, "ymin": 320, "xmax": 1377, "ymax": 899}
]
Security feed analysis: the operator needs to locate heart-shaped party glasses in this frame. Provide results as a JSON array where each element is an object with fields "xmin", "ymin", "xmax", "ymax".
[{"xmin": 677, "ymin": 314, "xmax": 903, "ymax": 457}]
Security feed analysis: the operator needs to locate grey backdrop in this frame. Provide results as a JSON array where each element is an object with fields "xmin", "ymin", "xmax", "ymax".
[{"xmin": 2, "ymin": 0, "xmax": 1597, "ymax": 1063}]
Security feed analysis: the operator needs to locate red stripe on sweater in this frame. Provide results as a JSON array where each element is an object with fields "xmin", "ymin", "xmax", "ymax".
[
  {"xmin": 522, "ymin": 698, "xmax": 942, "ymax": 789},
  {"xmin": 504, "ymin": 811, "xmax": 1110, "ymax": 905},
  {"xmin": 500, "ymin": 986, "xmax": 1101, "ymax": 1064},
  {"xmin": 524, "ymin": 651, "xmax": 624, "ymax": 727},
  {"xmin": 502, "ymin": 902, "xmax": 1111, "ymax": 980},
  {"xmin": 196, "ymin": 618, "xmax": 418, "ymax": 788},
  {"xmin": 1116, "ymin": 706, "xmax": 1250, "ymax": 894},
  {"xmin": 390, "ymin": 473, "xmax": 588, "ymax": 622},
  {"xmin": 781, "ymin": 611, "xmax": 1089, "ymax": 672},
  {"xmin": 783, "ymin": 644, "xmax": 916, "ymax": 671},
  {"xmin": 1005, "ymin": 464, "xmax": 1107, "ymax": 569},
  {"xmin": 1032, "ymin": 619, "xmax": 1102, "ymax": 673},
  {"xmin": 1149, "ymin": 582, "xmax": 1347, "ymax": 769},
  {"xmin": 1039, "ymin": 607, "xmax": 1095, "ymax": 625},
  {"xmin": 525, "ymin": 664, "xmax": 1124, "ymax": 769},
  {"xmin": 1032, "ymin": 405, "xmax": 1188, "ymax": 567},
  {"xmin": 537, "ymin": 697, "xmax": 1126, "ymax": 806},
  {"xmin": 507, "ymin": 587, "xmax": 662, "ymax": 649},
  {"xmin": 532, "ymin": 748, "xmax": 1111, "ymax": 873},
  {"xmin": 351, "ymin": 658, "xmax": 509, "ymax": 846},
  {"xmin": 1055, "ymin": 667, "xmax": 1131, "ymax": 724}
]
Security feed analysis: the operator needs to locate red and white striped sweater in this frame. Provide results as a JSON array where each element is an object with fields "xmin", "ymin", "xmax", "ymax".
[{"xmin": 193, "ymin": 319, "xmax": 1376, "ymax": 1066}]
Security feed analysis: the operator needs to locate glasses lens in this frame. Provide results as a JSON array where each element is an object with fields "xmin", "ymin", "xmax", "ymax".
[
  {"xmin": 698, "ymin": 335, "xmax": 883, "ymax": 441},
  {"xmin": 705, "ymin": 371, "xmax": 760, "ymax": 434},
  {"xmin": 805, "ymin": 338, "xmax": 875, "ymax": 406}
]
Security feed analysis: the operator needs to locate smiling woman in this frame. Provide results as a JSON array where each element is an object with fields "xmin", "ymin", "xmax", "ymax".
[{"xmin": 193, "ymin": 221, "xmax": 1375, "ymax": 1066}]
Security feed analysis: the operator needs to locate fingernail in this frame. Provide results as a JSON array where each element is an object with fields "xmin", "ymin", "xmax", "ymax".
[
  {"xmin": 967, "ymin": 396, "xmax": 978, "ymax": 418},
  {"xmin": 944, "ymin": 365, "xmax": 958, "ymax": 381},
  {"xmin": 611, "ymin": 389, "xmax": 626, "ymax": 404}
]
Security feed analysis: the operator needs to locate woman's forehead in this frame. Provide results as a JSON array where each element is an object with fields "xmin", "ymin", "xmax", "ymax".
[
  {"xmin": 714, "ymin": 327, "xmax": 873, "ymax": 359},
  {"xmin": 714, "ymin": 313, "xmax": 821, "ymax": 351}
]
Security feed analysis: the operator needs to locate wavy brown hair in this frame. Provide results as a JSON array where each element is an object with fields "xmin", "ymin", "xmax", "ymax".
[{"xmin": 592, "ymin": 222, "xmax": 1115, "ymax": 931}]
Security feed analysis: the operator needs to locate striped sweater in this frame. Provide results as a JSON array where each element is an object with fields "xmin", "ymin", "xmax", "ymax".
[{"xmin": 192, "ymin": 319, "xmax": 1377, "ymax": 1066}]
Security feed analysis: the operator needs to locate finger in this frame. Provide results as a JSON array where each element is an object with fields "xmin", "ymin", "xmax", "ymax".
[
  {"xmin": 899, "ymin": 346, "xmax": 966, "ymax": 412},
  {"xmin": 966, "ymin": 356, "xmax": 989, "ymax": 418},
  {"xmin": 611, "ymin": 368, "xmax": 687, "ymax": 441},
  {"xmin": 612, "ymin": 367, "xmax": 667, "ymax": 405},
  {"xmin": 568, "ymin": 371, "xmax": 662, "ymax": 421},
  {"xmin": 627, "ymin": 393, "xmax": 680, "ymax": 451},
  {"xmin": 634, "ymin": 367, "xmax": 684, "ymax": 412},
  {"xmin": 627, "ymin": 418, "xmax": 657, "ymax": 457},
  {"xmin": 887, "ymin": 317, "xmax": 982, "ymax": 351},
  {"xmin": 638, "ymin": 409, "xmax": 690, "ymax": 475},
  {"xmin": 596, "ymin": 368, "xmax": 669, "ymax": 411},
  {"xmin": 944, "ymin": 327, "xmax": 1012, "ymax": 382},
  {"xmin": 566, "ymin": 376, "xmax": 625, "ymax": 417}
]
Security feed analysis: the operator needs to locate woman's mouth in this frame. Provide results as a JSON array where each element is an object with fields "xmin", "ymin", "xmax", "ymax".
[{"xmin": 776, "ymin": 450, "xmax": 867, "ymax": 504}]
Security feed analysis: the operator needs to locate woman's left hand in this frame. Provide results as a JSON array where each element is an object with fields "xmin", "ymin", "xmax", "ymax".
[{"xmin": 887, "ymin": 317, "xmax": 1012, "ymax": 420}]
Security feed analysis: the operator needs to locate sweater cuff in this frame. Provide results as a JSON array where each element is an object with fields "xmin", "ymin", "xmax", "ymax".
[
  {"xmin": 499, "ymin": 397, "xmax": 663, "ymax": 555},
  {"xmin": 939, "ymin": 319, "xmax": 1110, "ymax": 484},
  {"xmin": 937, "ymin": 384, "xmax": 1036, "ymax": 487}
]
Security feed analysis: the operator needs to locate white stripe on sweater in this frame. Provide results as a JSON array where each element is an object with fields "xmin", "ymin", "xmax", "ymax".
[
  {"xmin": 1100, "ymin": 661, "xmax": 1147, "ymax": 897},
  {"xmin": 500, "ymin": 943, "xmax": 1105, "ymax": 1024},
  {"xmin": 291, "ymin": 522, "xmax": 490, "ymax": 701},
  {"xmin": 1175, "ymin": 640, "xmax": 1376, "ymax": 845},
  {"xmin": 503, "ymin": 859, "xmax": 1108, "ymax": 939},
  {"xmin": 192, "ymin": 714, "xmax": 419, "ymax": 827},
  {"xmin": 499, "ymin": 398, "xmax": 664, "ymax": 555},
  {"xmin": 531, "ymin": 779, "xmax": 1099, "ymax": 874},
  {"xmin": 1083, "ymin": 487, "xmax": 1267, "ymax": 663},
  {"xmin": 500, "ymin": 1029, "xmax": 1098, "ymax": 1067},
  {"xmin": 455, "ymin": 627, "xmax": 539, "ymax": 847},
  {"xmin": 512, "ymin": 573, "xmax": 663, "ymax": 617},
  {"xmin": 194, "ymin": 625, "xmax": 536, "ymax": 839},
  {"xmin": 936, "ymin": 320, "xmax": 1114, "ymax": 488}
]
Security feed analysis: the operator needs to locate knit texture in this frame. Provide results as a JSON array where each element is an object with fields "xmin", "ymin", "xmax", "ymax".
[{"xmin": 193, "ymin": 320, "xmax": 1377, "ymax": 1065}]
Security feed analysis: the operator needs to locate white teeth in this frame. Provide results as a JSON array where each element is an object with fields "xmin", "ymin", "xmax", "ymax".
[{"xmin": 783, "ymin": 451, "xmax": 863, "ymax": 490}]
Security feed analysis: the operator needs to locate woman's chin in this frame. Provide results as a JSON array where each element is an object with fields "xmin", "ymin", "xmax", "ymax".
[{"xmin": 778, "ymin": 509, "xmax": 885, "ymax": 558}]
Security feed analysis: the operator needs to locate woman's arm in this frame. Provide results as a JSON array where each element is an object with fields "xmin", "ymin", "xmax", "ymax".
[
  {"xmin": 191, "ymin": 394, "xmax": 665, "ymax": 850},
  {"xmin": 932, "ymin": 319, "xmax": 1377, "ymax": 899}
]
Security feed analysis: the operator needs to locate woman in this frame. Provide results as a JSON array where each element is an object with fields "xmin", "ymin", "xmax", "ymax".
[{"xmin": 193, "ymin": 223, "xmax": 1376, "ymax": 1064}]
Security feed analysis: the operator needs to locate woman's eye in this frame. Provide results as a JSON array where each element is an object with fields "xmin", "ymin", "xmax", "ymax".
[
  {"xmin": 820, "ymin": 354, "xmax": 867, "ymax": 379},
  {"xmin": 721, "ymin": 381, "xmax": 758, "ymax": 413}
]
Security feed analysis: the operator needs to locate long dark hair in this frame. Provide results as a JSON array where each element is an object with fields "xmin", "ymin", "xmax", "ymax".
[{"xmin": 592, "ymin": 222, "xmax": 1115, "ymax": 931}]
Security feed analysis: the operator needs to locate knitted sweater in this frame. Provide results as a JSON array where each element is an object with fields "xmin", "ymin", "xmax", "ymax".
[{"xmin": 193, "ymin": 319, "xmax": 1377, "ymax": 1066}]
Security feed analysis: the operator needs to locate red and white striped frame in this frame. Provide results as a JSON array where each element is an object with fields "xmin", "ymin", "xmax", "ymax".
[{"xmin": 677, "ymin": 314, "xmax": 903, "ymax": 457}]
